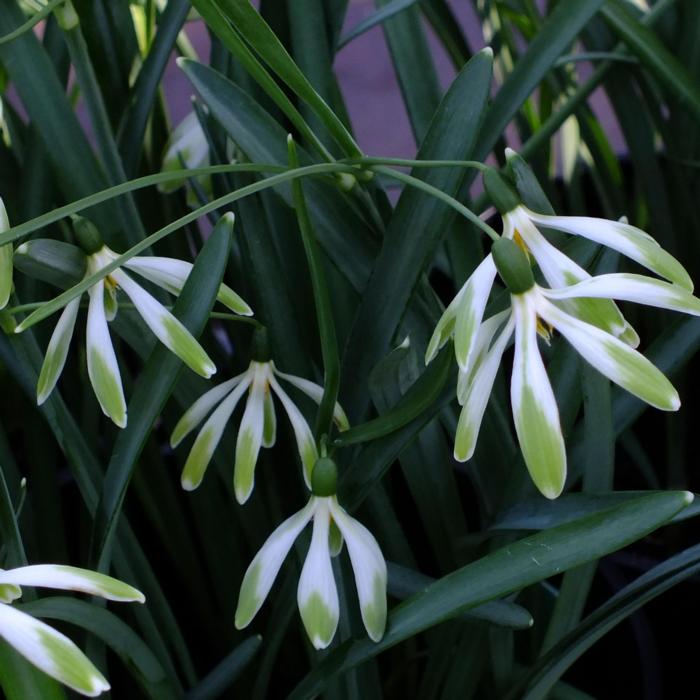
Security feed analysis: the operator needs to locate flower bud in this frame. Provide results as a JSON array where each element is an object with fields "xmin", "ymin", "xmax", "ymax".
[
  {"xmin": 483, "ymin": 167, "xmax": 520, "ymax": 215},
  {"xmin": 250, "ymin": 327, "xmax": 271, "ymax": 362},
  {"xmin": 491, "ymin": 238, "xmax": 535, "ymax": 295},
  {"xmin": 72, "ymin": 216, "xmax": 104, "ymax": 256}
]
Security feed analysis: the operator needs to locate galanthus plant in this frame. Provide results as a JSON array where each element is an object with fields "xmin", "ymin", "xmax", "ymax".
[
  {"xmin": 18, "ymin": 214, "xmax": 251, "ymax": 427},
  {"xmin": 0, "ymin": 564, "xmax": 143, "ymax": 696},
  {"xmin": 235, "ymin": 458, "xmax": 387, "ymax": 649},
  {"xmin": 172, "ymin": 329, "xmax": 349, "ymax": 502},
  {"xmin": 1, "ymin": 1, "xmax": 699, "ymax": 696}
]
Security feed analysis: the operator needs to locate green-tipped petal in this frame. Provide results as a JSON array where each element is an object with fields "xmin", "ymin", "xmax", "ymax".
[
  {"xmin": 217, "ymin": 283, "xmax": 254, "ymax": 316},
  {"xmin": 273, "ymin": 368, "xmax": 349, "ymax": 431},
  {"xmin": 297, "ymin": 500, "xmax": 339, "ymax": 650},
  {"xmin": 37, "ymin": 297, "xmax": 80, "ymax": 405},
  {"xmin": 0, "ymin": 565, "xmax": 144, "ymax": 602},
  {"xmin": 525, "ymin": 208, "xmax": 694, "ymax": 291},
  {"xmin": 539, "ymin": 296, "xmax": 680, "ymax": 411},
  {"xmin": 181, "ymin": 377, "xmax": 250, "ymax": 491},
  {"xmin": 331, "ymin": 500, "xmax": 387, "ymax": 642},
  {"xmin": 233, "ymin": 364, "xmax": 268, "ymax": 504},
  {"xmin": 86, "ymin": 281, "xmax": 127, "ymax": 428},
  {"xmin": 0, "ymin": 198, "xmax": 12, "ymax": 309},
  {"xmin": 111, "ymin": 269, "xmax": 216, "ymax": 378},
  {"xmin": 171, "ymin": 373, "xmax": 247, "ymax": 448},
  {"xmin": 159, "ymin": 111, "xmax": 209, "ymax": 194},
  {"xmin": 0, "ymin": 603, "xmax": 110, "ymax": 697},
  {"xmin": 235, "ymin": 499, "xmax": 315, "ymax": 629},
  {"xmin": 454, "ymin": 255, "xmax": 497, "ymax": 372},
  {"xmin": 269, "ymin": 375, "xmax": 318, "ymax": 488},
  {"xmin": 0, "ymin": 581, "xmax": 22, "ymax": 604},
  {"xmin": 262, "ymin": 388, "xmax": 277, "ymax": 448},
  {"xmin": 424, "ymin": 281, "xmax": 467, "ymax": 365},
  {"xmin": 511, "ymin": 294, "xmax": 566, "ymax": 499},
  {"xmin": 454, "ymin": 316, "xmax": 514, "ymax": 462},
  {"xmin": 544, "ymin": 273, "xmax": 700, "ymax": 317}
]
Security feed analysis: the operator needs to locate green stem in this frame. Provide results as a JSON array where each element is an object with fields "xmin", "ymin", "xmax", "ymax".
[
  {"xmin": 0, "ymin": 0, "xmax": 64, "ymax": 45},
  {"xmin": 288, "ymin": 137, "xmax": 340, "ymax": 439},
  {"xmin": 344, "ymin": 156, "xmax": 488, "ymax": 171},
  {"xmin": 13, "ymin": 162, "xmax": 358, "ymax": 332},
  {"xmin": 370, "ymin": 165, "xmax": 500, "ymax": 242}
]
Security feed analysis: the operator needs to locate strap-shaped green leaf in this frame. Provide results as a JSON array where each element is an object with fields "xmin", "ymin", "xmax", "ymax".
[
  {"xmin": 288, "ymin": 491, "xmax": 693, "ymax": 699},
  {"xmin": 91, "ymin": 215, "xmax": 234, "ymax": 570}
]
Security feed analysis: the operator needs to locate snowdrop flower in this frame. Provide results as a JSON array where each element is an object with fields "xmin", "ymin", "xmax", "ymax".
[
  {"xmin": 235, "ymin": 458, "xmax": 387, "ymax": 649},
  {"xmin": 19, "ymin": 214, "xmax": 251, "ymax": 427},
  {"xmin": 158, "ymin": 111, "xmax": 210, "ymax": 195},
  {"xmin": 171, "ymin": 338, "xmax": 349, "ymax": 503},
  {"xmin": 453, "ymin": 238, "xmax": 700, "ymax": 499},
  {"xmin": 426, "ymin": 168, "xmax": 692, "ymax": 373},
  {"xmin": 0, "ymin": 197, "xmax": 12, "ymax": 310},
  {"xmin": 0, "ymin": 564, "xmax": 144, "ymax": 696}
]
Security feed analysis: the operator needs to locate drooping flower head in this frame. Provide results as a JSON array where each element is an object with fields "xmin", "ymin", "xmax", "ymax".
[
  {"xmin": 171, "ymin": 329, "xmax": 349, "ymax": 503},
  {"xmin": 0, "ymin": 564, "xmax": 144, "ymax": 696},
  {"xmin": 427, "ymin": 164, "xmax": 699, "ymax": 498},
  {"xmin": 16, "ymin": 213, "xmax": 252, "ymax": 427},
  {"xmin": 235, "ymin": 457, "xmax": 387, "ymax": 649}
]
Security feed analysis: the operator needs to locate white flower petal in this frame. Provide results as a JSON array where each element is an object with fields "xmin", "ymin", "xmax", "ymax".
[
  {"xmin": 235, "ymin": 499, "xmax": 316, "ymax": 629},
  {"xmin": 37, "ymin": 297, "xmax": 80, "ymax": 405},
  {"xmin": 86, "ymin": 281, "xmax": 127, "ymax": 428},
  {"xmin": 170, "ymin": 373, "xmax": 248, "ymax": 448},
  {"xmin": 331, "ymin": 500, "xmax": 387, "ymax": 642},
  {"xmin": 297, "ymin": 499, "xmax": 339, "ymax": 649},
  {"xmin": 0, "ymin": 565, "xmax": 144, "ymax": 602},
  {"xmin": 111, "ymin": 269, "xmax": 216, "ymax": 378},
  {"xmin": 0, "ymin": 603, "xmax": 110, "ymax": 697},
  {"xmin": 124, "ymin": 256, "xmax": 253, "ymax": 316},
  {"xmin": 0, "ymin": 198, "xmax": 12, "ymax": 310},
  {"xmin": 454, "ymin": 255, "xmax": 497, "ymax": 371},
  {"xmin": 538, "ymin": 296, "xmax": 680, "ymax": 411},
  {"xmin": 273, "ymin": 368, "xmax": 349, "ymax": 431},
  {"xmin": 269, "ymin": 374, "xmax": 318, "ymax": 488},
  {"xmin": 455, "ymin": 315, "xmax": 514, "ymax": 462},
  {"xmin": 234, "ymin": 364, "xmax": 268, "ymax": 504},
  {"xmin": 525, "ymin": 208, "xmax": 693, "ymax": 290},
  {"xmin": 543, "ymin": 273, "xmax": 700, "ymax": 317},
  {"xmin": 159, "ymin": 112, "xmax": 210, "ymax": 194},
  {"xmin": 510, "ymin": 293, "xmax": 566, "ymax": 499},
  {"xmin": 181, "ymin": 375, "xmax": 251, "ymax": 492}
]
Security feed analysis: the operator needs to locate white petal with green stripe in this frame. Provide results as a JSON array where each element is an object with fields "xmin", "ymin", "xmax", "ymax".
[
  {"xmin": 297, "ymin": 499, "xmax": 339, "ymax": 650},
  {"xmin": 0, "ymin": 603, "xmax": 110, "ymax": 697},
  {"xmin": 125, "ymin": 256, "xmax": 253, "ymax": 316},
  {"xmin": 262, "ymin": 388, "xmax": 277, "ymax": 448},
  {"xmin": 0, "ymin": 197, "xmax": 12, "ymax": 310},
  {"xmin": 86, "ymin": 281, "xmax": 127, "ymax": 428},
  {"xmin": 181, "ymin": 377, "xmax": 251, "ymax": 491},
  {"xmin": 538, "ymin": 296, "xmax": 680, "ymax": 411},
  {"xmin": 510, "ymin": 293, "xmax": 566, "ymax": 499},
  {"xmin": 234, "ymin": 364, "xmax": 268, "ymax": 504},
  {"xmin": 425, "ymin": 281, "xmax": 468, "ymax": 365},
  {"xmin": 454, "ymin": 255, "xmax": 497, "ymax": 371},
  {"xmin": 544, "ymin": 273, "xmax": 700, "ymax": 317},
  {"xmin": 111, "ymin": 269, "xmax": 216, "ymax": 378},
  {"xmin": 274, "ymin": 368, "xmax": 350, "ymax": 431},
  {"xmin": 235, "ymin": 499, "xmax": 315, "ymax": 629},
  {"xmin": 0, "ymin": 569, "xmax": 21, "ymax": 603},
  {"xmin": 269, "ymin": 374, "xmax": 318, "ymax": 488},
  {"xmin": 455, "ymin": 316, "xmax": 514, "ymax": 462},
  {"xmin": 37, "ymin": 297, "xmax": 80, "ymax": 405},
  {"xmin": 525, "ymin": 208, "xmax": 693, "ymax": 290},
  {"xmin": 331, "ymin": 500, "xmax": 387, "ymax": 642},
  {"xmin": 159, "ymin": 111, "xmax": 209, "ymax": 194},
  {"xmin": 171, "ymin": 373, "xmax": 248, "ymax": 448},
  {"xmin": 0, "ymin": 565, "xmax": 144, "ymax": 602},
  {"xmin": 510, "ymin": 208, "xmax": 637, "ymax": 345}
]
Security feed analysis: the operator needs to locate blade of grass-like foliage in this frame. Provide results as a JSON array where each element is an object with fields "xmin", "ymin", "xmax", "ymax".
[
  {"xmin": 288, "ymin": 138, "xmax": 340, "ymax": 438},
  {"xmin": 0, "ymin": 468, "xmax": 26, "ymax": 566},
  {"xmin": 374, "ymin": 0, "xmax": 442, "ymax": 143},
  {"xmin": 91, "ymin": 215, "xmax": 233, "ymax": 570},
  {"xmin": 117, "ymin": 0, "xmax": 190, "ymax": 176},
  {"xmin": 0, "ymin": 0, "xmax": 64, "ymax": 46},
  {"xmin": 185, "ymin": 636, "xmax": 262, "ymax": 700},
  {"xmin": 288, "ymin": 491, "xmax": 693, "ymax": 699},
  {"xmin": 341, "ymin": 47, "xmax": 493, "ymax": 418},
  {"xmin": 513, "ymin": 543, "xmax": 700, "ymax": 699},
  {"xmin": 197, "ymin": 0, "xmax": 362, "ymax": 158},
  {"xmin": 601, "ymin": 0, "xmax": 700, "ymax": 125},
  {"xmin": 476, "ymin": 0, "xmax": 605, "ymax": 159},
  {"xmin": 20, "ymin": 597, "xmax": 177, "ymax": 699},
  {"xmin": 337, "ymin": 0, "xmax": 419, "ymax": 50},
  {"xmin": 420, "ymin": 0, "xmax": 471, "ymax": 68},
  {"xmin": 0, "ymin": 0, "xmax": 127, "ymax": 245}
]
